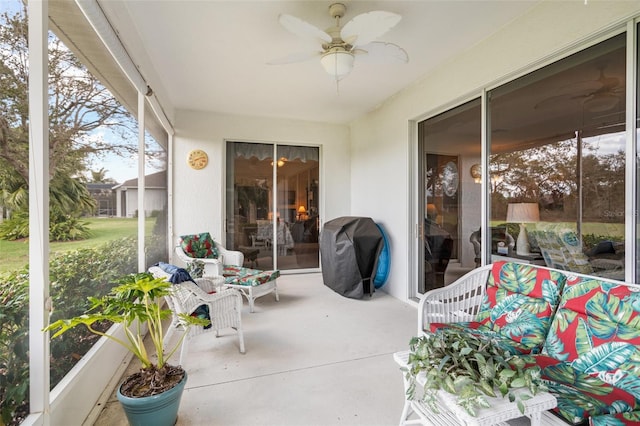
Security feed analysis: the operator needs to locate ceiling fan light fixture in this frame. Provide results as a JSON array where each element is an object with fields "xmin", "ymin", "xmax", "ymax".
[
  {"xmin": 321, "ymin": 48, "xmax": 354, "ymax": 79},
  {"xmin": 272, "ymin": 3, "xmax": 406, "ymax": 87}
]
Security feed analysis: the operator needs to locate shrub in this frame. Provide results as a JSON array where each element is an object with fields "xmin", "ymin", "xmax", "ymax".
[
  {"xmin": 0, "ymin": 211, "xmax": 29, "ymax": 241},
  {"xmin": 0, "ymin": 237, "xmax": 140, "ymax": 425},
  {"xmin": 0, "ymin": 211, "xmax": 92, "ymax": 242},
  {"xmin": 582, "ymin": 233, "xmax": 620, "ymax": 251},
  {"xmin": 48, "ymin": 215, "xmax": 92, "ymax": 241},
  {"xmin": 48, "ymin": 238, "xmax": 138, "ymax": 384},
  {"xmin": 146, "ymin": 233, "xmax": 168, "ymax": 268},
  {"xmin": 0, "ymin": 269, "xmax": 29, "ymax": 426}
]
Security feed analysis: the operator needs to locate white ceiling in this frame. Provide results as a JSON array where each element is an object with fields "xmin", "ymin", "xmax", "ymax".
[{"xmin": 97, "ymin": 0, "xmax": 540, "ymax": 125}]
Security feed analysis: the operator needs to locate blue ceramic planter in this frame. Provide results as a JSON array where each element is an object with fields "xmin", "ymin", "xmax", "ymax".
[{"xmin": 117, "ymin": 372, "xmax": 187, "ymax": 426}]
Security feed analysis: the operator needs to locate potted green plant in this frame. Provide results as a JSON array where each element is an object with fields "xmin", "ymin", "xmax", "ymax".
[
  {"xmin": 403, "ymin": 328, "xmax": 546, "ymax": 417},
  {"xmin": 45, "ymin": 272, "xmax": 208, "ymax": 426}
]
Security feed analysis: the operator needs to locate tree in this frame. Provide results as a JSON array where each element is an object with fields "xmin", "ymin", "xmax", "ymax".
[
  {"xmin": 0, "ymin": 6, "xmax": 136, "ymax": 240},
  {"xmin": 489, "ymin": 136, "xmax": 625, "ymax": 225},
  {"xmin": 88, "ymin": 167, "xmax": 117, "ymax": 184}
]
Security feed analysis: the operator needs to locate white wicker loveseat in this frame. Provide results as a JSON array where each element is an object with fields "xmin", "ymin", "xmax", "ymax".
[{"xmin": 396, "ymin": 261, "xmax": 640, "ymax": 425}]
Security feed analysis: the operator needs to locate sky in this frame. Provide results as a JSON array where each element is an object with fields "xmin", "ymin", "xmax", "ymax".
[
  {"xmin": 81, "ymin": 129, "xmax": 140, "ymax": 183},
  {"xmin": 1, "ymin": 0, "xmax": 164, "ymax": 184}
]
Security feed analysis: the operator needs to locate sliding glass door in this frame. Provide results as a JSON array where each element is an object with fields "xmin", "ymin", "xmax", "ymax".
[
  {"xmin": 226, "ymin": 142, "xmax": 320, "ymax": 271},
  {"xmin": 417, "ymin": 99, "xmax": 482, "ymax": 293},
  {"xmin": 416, "ymin": 32, "xmax": 628, "ymax": 294}
]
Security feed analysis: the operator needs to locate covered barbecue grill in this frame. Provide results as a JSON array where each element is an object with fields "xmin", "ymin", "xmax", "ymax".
[{"xmin": 320, "ymin": 216, "xmax": 384, "ymax": 299}]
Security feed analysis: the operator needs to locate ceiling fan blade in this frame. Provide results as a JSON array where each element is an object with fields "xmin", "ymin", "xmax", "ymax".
[
  {"xmin": 354, "ymin": 42, "xmax": 408, "ymax": 63},
  {"xmin": 534, "ymin": 93, "xmax": 588, "ymax": 110},
  {"xmin": 278, "ymin": 14, "xmax": 332, "ymax": 44},
  {"xmin": 556, "ymin": 80, "xmax": 603, "ymax": 97},
  {"xmin": 267, "ymin": 51, "xmax": 322, "ymax": 65},
  {"xmin": 600, "ymin": 75, "xmax": 620, "ymax": 90},
  {"xmin": 341, "ymin": 11, "xmax": 402, "ymax": 47}
]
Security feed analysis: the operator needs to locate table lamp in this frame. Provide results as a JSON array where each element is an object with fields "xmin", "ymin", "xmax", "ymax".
[
  {"xmin": 506, "ymin": 202, "xmax": 540, "ymax": 255},
  {"xmin": 297, "ymin": 205, "xmax": 308, "ymax": 220}
]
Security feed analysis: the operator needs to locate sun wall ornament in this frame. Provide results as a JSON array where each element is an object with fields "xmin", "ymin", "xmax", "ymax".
[
  {"xmin": 470, "ymin": 163, "xmax": 482, "ymax": 183},
  {"xmin": 187, "ymin": 149, "xmax": 208, "ymax": 170}
]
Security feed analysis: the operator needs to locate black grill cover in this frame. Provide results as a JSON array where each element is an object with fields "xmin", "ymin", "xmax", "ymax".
[{"xmin": 320, "ymin": 216, "xmax": 383, "ymax": 299}]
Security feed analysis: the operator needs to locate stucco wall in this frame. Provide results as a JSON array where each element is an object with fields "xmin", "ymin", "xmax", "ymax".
[
  {"xmin": 171, "ymin": 2, "xmax": 640, "ymax": 303},
  {"xmin": 116, "ymin": 188, "xmax": 166, "ymax": 218},
  {"xmin": 172, "ymin": 110, "xmax": 351, "ymax": 248},
  {"xmin": 349, "ymin": 1, "xmax": 640, "ymax": 302}
]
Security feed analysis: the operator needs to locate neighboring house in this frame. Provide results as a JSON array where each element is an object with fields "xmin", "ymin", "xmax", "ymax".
[
  {"xmin": 112, "ymin": 170, "xmax": 167, "ymax": 218},
  {"xmin": 85, "ymin": 183, "xmax": 117, "ymax": 217}
]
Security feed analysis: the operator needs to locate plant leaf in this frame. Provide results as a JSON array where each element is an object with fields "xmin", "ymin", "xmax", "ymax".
[
  {"xmin": 510, "ymin": 377, "xmax": 526, "ymax": 388},
  {"xmin": 478, "ymin": 380, "xmax": 496, "ymax": 397}
]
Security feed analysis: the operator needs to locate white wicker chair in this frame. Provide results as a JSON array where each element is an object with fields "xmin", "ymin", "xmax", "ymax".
[
  {"xmin": 149, "ymin": 266, "xmax": 245, "ymax": 365},
  {"xmin": 417, "ymin": 264, "xmax": 492, "ymax": 335},
  {"xmin": 176, "ymin": 240, "xmax": 279, "ymax": 313},
  {"xmin": 174, "ymin": 241, "xmax": 243, "ymax": 276}
]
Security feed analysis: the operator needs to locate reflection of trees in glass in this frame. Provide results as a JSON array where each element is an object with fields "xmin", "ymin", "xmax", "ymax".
[
  {"xmin": 490, "ymin": 135, "xmax": 624, "ymax": 223},
  {"xmin": 236, "ymin": 185, "xmax": 269, "ymax": 219}
]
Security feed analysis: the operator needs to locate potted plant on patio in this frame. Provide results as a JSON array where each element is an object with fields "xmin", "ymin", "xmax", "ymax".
[
  {"xmin": 45, "ymin": 272, "xmax": 209, "ymax": 426},
  {"xmin": 403, "ymin": 328, "xmax": 546, "ymax": 417}
]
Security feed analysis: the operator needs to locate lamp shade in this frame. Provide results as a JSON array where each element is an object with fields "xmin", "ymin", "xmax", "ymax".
[
  {"xmin": 298, "ymin": 205, "xmax": 307, "ymax": 213},
  {"xmin": 320, "ymin": 48, "xmax": 354, "ymax": 79},
  {"xmin": 506, "ymin": 203, "xmax": 540, "ymax": 223},
  {"xmin": 506, "ymin": 203, "xmax": 539, "ymax": 256}
]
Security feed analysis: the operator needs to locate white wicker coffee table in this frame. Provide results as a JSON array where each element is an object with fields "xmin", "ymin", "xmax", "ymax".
[
  {"xmin": 394, "ymin": 350, "xmax": 560, "ymax": 426},
  {"xmin": 200, "ymin": 275, "xmax": 226, "ymax": 292}
]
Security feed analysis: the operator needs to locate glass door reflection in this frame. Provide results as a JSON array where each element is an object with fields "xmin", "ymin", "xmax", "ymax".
[{"xmin": 226, "ymin": 142, "xmax": 319, "ymax": 271}]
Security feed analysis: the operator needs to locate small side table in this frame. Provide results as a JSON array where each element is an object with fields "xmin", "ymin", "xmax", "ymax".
[
  {"xmin": 199, "ymin": 275, "xmax": 225, "ymax": 293},
  {"xmin": 393, "ymin": 350, "xmax": 557, "ymax": 426}
]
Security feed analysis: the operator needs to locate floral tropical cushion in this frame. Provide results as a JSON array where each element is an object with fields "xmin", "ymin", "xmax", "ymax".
[
  {"xmin": 474, "ymin": 261, "xmax": 567, "ymax": 353},
  {"xmin": 533, "ymin": 354, "xmax": 636, "ymax": 424},
  {"xmin": 535, "ymin": 276, "xmax": 640, "ymax": 424},
  {"xmin": 223, "ymin": 265, "xmax": 280, "ymax": 287},
  {"xmin": 590, "ymin": 412, "xmax": 640, "ymax": 425},
  {"xmin": 180, "ymin": 232, "xmax": 218, "ymax": 259}
]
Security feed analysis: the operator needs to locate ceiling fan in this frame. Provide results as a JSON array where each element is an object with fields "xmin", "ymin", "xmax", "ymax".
[
  {"xmin": 534, "ymin": 66, "xmax": 623, "ymax": 113},
  {"xmin": 268, "ymin": 3, "xmax": 409, "ymax": 82}
]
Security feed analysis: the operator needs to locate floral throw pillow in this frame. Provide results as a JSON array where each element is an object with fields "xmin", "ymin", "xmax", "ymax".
[
  {"xmin": 180, "ymin": 233, "xmax": 218, "ymax": 259},
  {"xmin": 186, "ymin": 259, "xmax": 205, "ymax": 278},
  {"xmin": 474, "ymin": 261, "xmax": 566, "ymax": 352}
]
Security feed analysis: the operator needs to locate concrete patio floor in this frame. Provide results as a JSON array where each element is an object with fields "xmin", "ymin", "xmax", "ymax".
[{"xmin": 91, "ymin": 272, "xmax": 418, "ymax": 425}]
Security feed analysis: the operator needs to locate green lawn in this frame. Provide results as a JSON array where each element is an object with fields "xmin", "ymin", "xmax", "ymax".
[
  {"xmin": 0, "ymin": 217, "xmax": 154, "ymax": 274},
  {"xmin": 491, "ymin": 221, "xmax": 625, "ymax": 239}
]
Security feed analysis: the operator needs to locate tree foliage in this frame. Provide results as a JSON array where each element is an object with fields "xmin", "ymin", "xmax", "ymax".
[
  {"xmin": 490, "ymin": 137, "xmax": 625, "ymax": 223},
  {"xmin": 0, "ymin": 5, "xmax": 136, "ymax": 240}
]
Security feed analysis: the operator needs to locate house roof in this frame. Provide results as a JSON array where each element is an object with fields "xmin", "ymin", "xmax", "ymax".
[
  {"xmin": 114, "ymin": 170, "xmax": 167, "ymax": 190},
  {"xmin": 48, "ymin": 1, "xmax": 540, "ymax": 126},
  {"xmin": 86, "ymin": 183, "xmax": 117, "ymax": 191}
]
